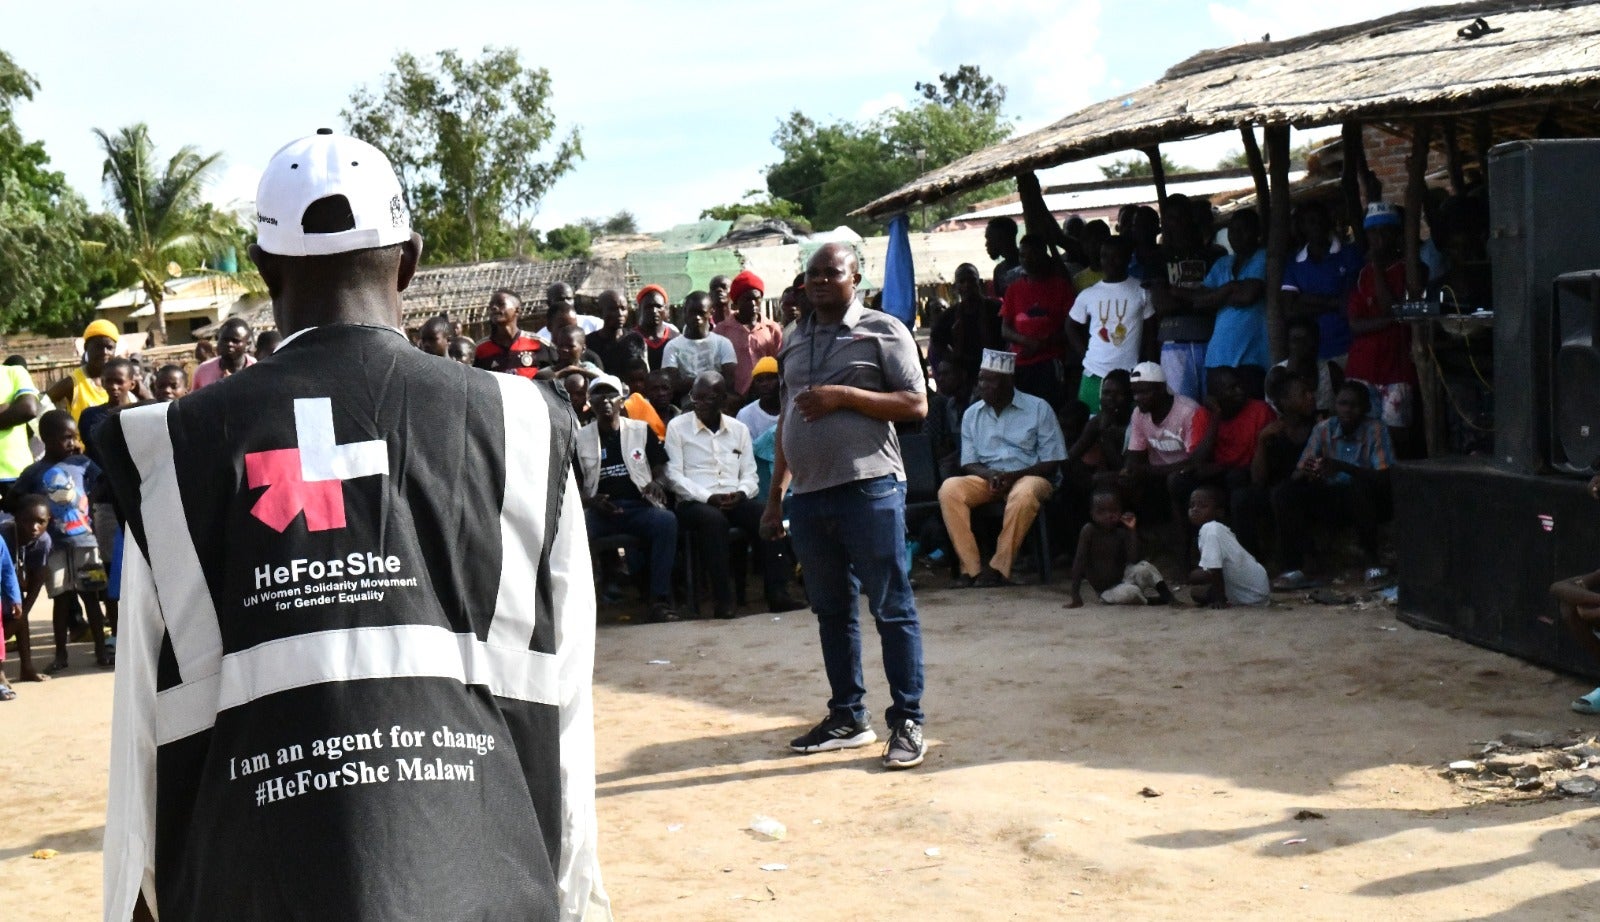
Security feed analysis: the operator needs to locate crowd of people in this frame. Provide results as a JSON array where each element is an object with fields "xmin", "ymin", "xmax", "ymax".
[
  {"xmin": 0, "ymin": 317, "xmax": 281, "ymax": 700},
  {"xmin": 0, "ymin": 193, "xmax": 1431, "ymax": 702},
  {"xmin": 922, "ymin": 196, "xmax": 1424, "ymax": 607}
]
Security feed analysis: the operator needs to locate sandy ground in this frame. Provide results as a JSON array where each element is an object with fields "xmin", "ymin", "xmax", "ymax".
[{"xmin": 5, "ymin": 584, "xmax": 1600, "ymax": 920}]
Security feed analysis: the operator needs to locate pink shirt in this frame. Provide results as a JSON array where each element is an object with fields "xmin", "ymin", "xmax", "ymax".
[
  {"xmin": 1127, "ymin": 394, "xmax": 1208, "ymax": 466},
  {"xmin": 712, "ymin": 317, "xmax": 783, "ymax": 393},
  {"xmin": 191, "ymin": 354, "xmax": 257, "ymax": 389}
]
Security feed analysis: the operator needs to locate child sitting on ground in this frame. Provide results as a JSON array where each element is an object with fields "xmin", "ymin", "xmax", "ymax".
[
  {"xmin": 1186, "ymin": 484, "xmax": 1270, "ymax": 608},
  {"xmin": 1066, "ymin": 489, "xmax": 1174, "ymax": 607},
  {"xmin": 1550, "ymin": 569, "xmax": 1600, "ymax": 715},
  {"xmin": 12, "ymin": 410, "xmax": 110, "ymax": 670},
  {"xmin": 0, "ymin": 494, "xmax": 52, "ymax": 685}
]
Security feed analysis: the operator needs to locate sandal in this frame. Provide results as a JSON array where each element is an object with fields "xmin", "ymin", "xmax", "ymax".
[
  {"xmin": 44, "ymin": 658, "xmax": 69, "ymax": 674},
  {"xmin": 0, "ymin": 684, "xmax": 15, "ymax": 701},
  {"xmin": 96, "ymin": 651, "xmax": 115, "ymax": 669},
  {"xmin": 1271, "ymin": 570, "xmax": 1317, "ymax": 592},
  {"xmin": 1572, "ymin": 688, "xmax": 1600, "ymax": 715}
]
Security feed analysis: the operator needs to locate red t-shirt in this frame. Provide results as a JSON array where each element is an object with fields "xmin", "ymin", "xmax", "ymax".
[
  {"xmin": 1212, "ymin": 398, "xmax": 1276, "ymax": 469},
  {"xmin": 1345, "ymin": 262, "xmax": 1414, "ymax": 386},
  {"xmin": 999, "ymin": 274, "xmax": 1075, "ymax": 366},
  {"xmin": 474, "ymin": 331, "xmax": 552, "ymax": 379}
]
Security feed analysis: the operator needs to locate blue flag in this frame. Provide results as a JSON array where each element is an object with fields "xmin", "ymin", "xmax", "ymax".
[{"xmin": 882, "ymin": 213, "xmax": 916, "ymax": 328}]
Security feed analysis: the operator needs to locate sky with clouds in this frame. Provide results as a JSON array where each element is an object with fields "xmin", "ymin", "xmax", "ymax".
[{"xmin": 11, "ymin": 0, "xmax": 1430, "ymax": 234}]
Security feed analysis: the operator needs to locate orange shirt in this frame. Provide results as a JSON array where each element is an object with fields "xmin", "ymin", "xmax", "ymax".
[{"xmin": 622, "ymin": 393, "xmax": 666, "ymax": 440}]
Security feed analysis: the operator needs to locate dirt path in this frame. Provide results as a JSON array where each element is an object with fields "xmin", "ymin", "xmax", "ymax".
[{"xmin": 6, "ymin": 587, "xmax": 1600, "ymax": 919}]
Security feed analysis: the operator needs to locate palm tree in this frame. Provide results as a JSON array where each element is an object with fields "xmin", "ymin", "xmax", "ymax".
[{"xmin": 93, "ymin": 123, "xmax": 232, "ymax": 343}]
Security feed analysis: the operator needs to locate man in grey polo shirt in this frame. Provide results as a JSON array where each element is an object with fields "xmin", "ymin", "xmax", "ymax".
[{"xmin": 761, "ymin": 243, "xmax": 930, "ymax": 770}]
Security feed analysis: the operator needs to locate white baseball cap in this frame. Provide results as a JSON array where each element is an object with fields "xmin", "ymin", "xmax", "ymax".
[
  {"xmin": 254, "ymin": 129, "xmax": 411, "ymax": 256},
  {"xmin": 1129, "ymin": 361, "xmax": 1167, "ymax": 385}
]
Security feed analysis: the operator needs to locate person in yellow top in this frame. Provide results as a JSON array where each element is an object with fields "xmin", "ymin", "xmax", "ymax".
[
  {"xmin": 45, "ymin": 320, "xmax": 119, "ymax": 423},
  {"xmin": 0, "ymin": 358, "xmax": 41, "ymax": 493}
]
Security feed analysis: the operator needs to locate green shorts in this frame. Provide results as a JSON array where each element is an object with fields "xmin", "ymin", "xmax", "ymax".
[{"xmin": 1078, "ymin": 373, "xmax": 1103, "ymax": 414}]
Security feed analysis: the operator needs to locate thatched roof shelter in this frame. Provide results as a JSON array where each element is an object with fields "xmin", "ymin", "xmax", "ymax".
[{"xmin": 856, "ymin": 0, "xmax": 1600, "ymax": 218}]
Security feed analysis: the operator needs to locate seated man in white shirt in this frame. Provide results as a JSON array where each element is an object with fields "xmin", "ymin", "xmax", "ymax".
[{"xmin": 666, "ymin": 372, "xmax": 803, "ymax": 619}]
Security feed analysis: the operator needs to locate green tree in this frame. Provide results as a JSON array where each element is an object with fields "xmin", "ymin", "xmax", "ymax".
[
  {"xmin": 0, "ymin": 51, "xmax": 114, "ymax": 334},
  {"xmin": 1098, "ymin": 152, "xmax": 1183, "ymax": 180},
  {"xmin": 539, "ymin": 224, "xmax": 591, "ymax": 259},
  {"xmin": 579, "ymin": 209, "xmax": 638, "ymax": 238},
  {"xmin": 93, "ymin": 123, "xmax": 235, "ymax": 343},
  {"xmin": 344, "ymin": 47, "xmax": 582, "ymax": 264},
  {"xmin": 700, "ymin": 192, "xmax": 811, "ymax": 232},
  {"xmin": 915, "ymin": 64, "xmax": 1006, "ymax": 112},
  {"xmin": 763, "ymin": 66, "xmax": 1014, "ymax": 234},
  {"xmin": 1214, "ymin": 139, "xmax": 1319, "ymax": 171}
]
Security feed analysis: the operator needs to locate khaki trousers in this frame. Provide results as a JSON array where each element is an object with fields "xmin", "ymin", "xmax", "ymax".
[{"xmin": 938, "ymin": 474, "xmax": 1053, "ymax": 578}]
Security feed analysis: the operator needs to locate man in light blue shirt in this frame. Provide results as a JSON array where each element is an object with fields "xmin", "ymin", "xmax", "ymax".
[
  {"xmin": 939, "ymin": 349, "xmax": 1067, "ymax": 587},
  {"xmin": 1173, "ymin": 209, "xmax": 1271, "ymax": 399}
]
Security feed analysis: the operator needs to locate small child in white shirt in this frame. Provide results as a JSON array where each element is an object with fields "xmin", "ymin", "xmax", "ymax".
[{"xmin": 1186, "ymin": 485, "xmax": 1270, "ymax": 607}]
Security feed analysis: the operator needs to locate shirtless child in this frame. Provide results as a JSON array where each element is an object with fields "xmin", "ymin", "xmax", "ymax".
[{"xmin": 1066, "ymin": 489, "xmax": 1174, "ymax": 607}]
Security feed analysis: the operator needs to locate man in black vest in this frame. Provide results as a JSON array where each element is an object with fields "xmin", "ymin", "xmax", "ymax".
[{"xmin": 99, "ymin": 130, "xmax": 609, "ymax": 922}]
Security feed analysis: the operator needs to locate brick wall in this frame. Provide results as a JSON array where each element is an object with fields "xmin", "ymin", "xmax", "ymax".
[{"xmin": 1360, "ymin": 124, "xmax": 1452, "ymax": 203}]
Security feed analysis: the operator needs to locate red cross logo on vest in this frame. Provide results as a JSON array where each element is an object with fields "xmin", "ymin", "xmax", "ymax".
[{"xmin": 245, "ymin": 397, "xmax": 389, "ymax": 532}]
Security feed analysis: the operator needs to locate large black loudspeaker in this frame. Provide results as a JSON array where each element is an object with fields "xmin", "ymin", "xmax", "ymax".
[
  {"xmin": 1488, "ymin": 140, "xmax": 1600, "ymax": 474},
  {"xmin": 1552, "ymin": 271, "xmax": 1600, "ymax": 471},
  {"xmin": 1395, "ymin": 460, "xmax": 1600, "ymax": 681}
]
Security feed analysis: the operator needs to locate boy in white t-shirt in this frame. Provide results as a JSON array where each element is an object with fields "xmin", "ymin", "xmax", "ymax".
[
  {"xmin": 1069, "ymin": 235, "xmax": 1153, "ymax": 413},
  {"xmin": 1186, "ymin": 485, "xmax": 1269, "ymax": 607},
  {"xmin": 663, "ymin": 291, "xmax": 737, "ymax": 385}
]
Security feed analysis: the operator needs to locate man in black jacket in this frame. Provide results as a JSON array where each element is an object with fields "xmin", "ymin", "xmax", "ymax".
[{"xmin": 99, "ymin": 129, "xmax": 609, "ymax": 922}]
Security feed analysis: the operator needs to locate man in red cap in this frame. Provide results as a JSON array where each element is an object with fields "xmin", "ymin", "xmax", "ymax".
[
  {"xmin": 628, "ymin": 284, "xmax": 679, "ymax": 370},
  {"xmin": 713, "ymin": 270, "xmax": 784, "ymax": 395}
]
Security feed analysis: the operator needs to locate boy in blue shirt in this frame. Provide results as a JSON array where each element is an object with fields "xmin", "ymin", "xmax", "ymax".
[{"xmin": 11, "ymin": 410, "xmax": 109, "ymax": 670}]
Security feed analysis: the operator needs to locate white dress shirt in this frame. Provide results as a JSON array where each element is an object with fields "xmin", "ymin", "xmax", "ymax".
[{"xmin": 664, "ymin": 412, "xmax": 757, "ymax": 504}]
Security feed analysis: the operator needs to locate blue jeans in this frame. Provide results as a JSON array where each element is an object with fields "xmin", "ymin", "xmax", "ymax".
[
  {"xmin": 787, "ymin": 475, "xmax": 924, "ymax": 726},
  {"xmin": 586, "ymin": 499, "xmax": 678, "ymax": 601}
]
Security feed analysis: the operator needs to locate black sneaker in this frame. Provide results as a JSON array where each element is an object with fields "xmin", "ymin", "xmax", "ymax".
[
  {"xmin": 882, "ymin": 719, "xmax": 926, "ymax": 770},
  {"xmin": 788, "ymin": 712, "xmax": 876, "ymax": 753}
]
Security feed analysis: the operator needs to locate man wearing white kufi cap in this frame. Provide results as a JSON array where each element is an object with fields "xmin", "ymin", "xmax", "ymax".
[{"xmin": 939, "ymin": 349, "xmax": 1067, "ymax": 587}]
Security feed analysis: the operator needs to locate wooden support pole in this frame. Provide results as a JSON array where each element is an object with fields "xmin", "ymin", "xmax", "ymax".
[
  {"xmin": 1340, "ymin": 121, "xmax": 1368, "ymax": 251},
  {"xmin": 1264, "ymin": 124, "xmax": 1293, "ymax": 362},
  {"xmin": 1143, "ymin": 145, "xmax": 1169, "ymax": 213},
  {"xmin": 1405, "ymin": 118, "xmax": 1443, "ymax": 458},
  {"xmin": 1473, "ymin": 113, "xmax": 1494, "ymax": 180},
  {"xmin": 1443, "ymin": 120, "xmax": 1466, "ymax": 194},
  {"xmin": 1241, "ymin": 126, "xmax": 1270, "ymax": 219}
]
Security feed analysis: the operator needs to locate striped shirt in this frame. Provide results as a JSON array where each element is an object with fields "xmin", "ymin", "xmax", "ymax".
[{"xmin": 99, "ymin": 325, "xmax": 609, "ymax": 922}]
